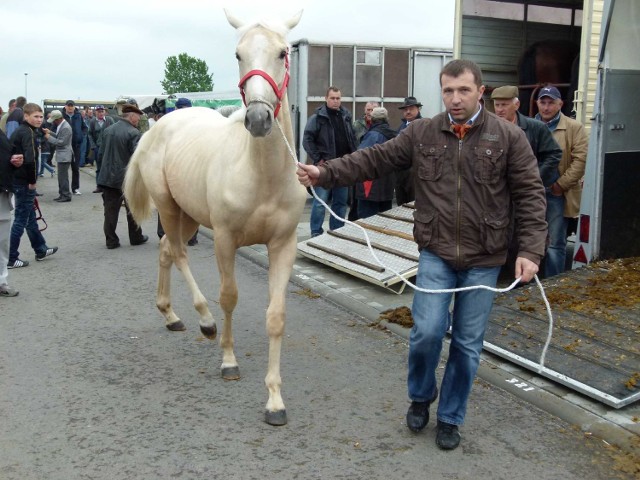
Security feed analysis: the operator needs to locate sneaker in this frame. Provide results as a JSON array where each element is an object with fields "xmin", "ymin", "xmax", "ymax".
[
  {"xmin": 436, "ymin": 420, "xmax": 461, "ymax": 450},
  {"xmin": 0, "ymin": 284, "xmax": 19, "ymax": 297},
  {"xmin": 7, "ymin": 258, "xmax": 29, "ymax": 269},
  {"xmin": 36, "ymin": 246, "xmax": 58, "ymax": 261},
  {"xmin": 406, "ymin": 388, "xmax": 438, "ymax": 433},
  {"xmin": 73, "ymin": 189, "xmax": 82, "ymax": 195}
]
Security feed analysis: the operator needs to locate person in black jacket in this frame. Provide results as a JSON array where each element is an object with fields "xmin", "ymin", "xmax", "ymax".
[
  {"xmin": 96, "ymin": 104, "xmax": 148, "ymax": 249},
  {"xmin": 0, "ymin": 129, "xmax": 23, "ymax": 295},
  {"xmin": 8, "ymin": 103, "xmax": 58, "ymax": 269},
  {"xmin": 62, "ymin": 100, "xmax": 87, "ymax": 194},
  {"xmin": 302, "ymin": 86, "xmax": 357, "ymax": 236}
]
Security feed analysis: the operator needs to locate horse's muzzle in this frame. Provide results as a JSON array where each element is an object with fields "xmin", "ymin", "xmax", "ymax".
[{"xmin": 245, "ymin": 102, "xmax": 273, "ymax": 137}]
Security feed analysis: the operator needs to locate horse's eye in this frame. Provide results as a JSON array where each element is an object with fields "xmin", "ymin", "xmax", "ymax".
[
  {"xmin": 235, "ymin": 53, "xmax": 241, "ymax": 61},
  {"xmin": 279, "ymin": 50, "xmax": 286, "ymax": 60}
]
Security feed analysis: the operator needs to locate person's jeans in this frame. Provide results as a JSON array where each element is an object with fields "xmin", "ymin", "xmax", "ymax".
[
  {"xmin": 309, "ymin": 185, "xmax": 348, "ymax": 236},
  {"xmin": 39, "ymin": 152, "xmax": 55, "ymax": 176},
  {"xmin": 9, "ymin": 184, "xmax": 47, "ymax": 262},
  {"xmin": 408, "ymin": 249, "xmax": 500, "ymax": 425},
  {"xmin": 79, "ymin": 134, "xmax": 88, "ymax": 167},
  {"xmin": 544, "ymin": 192, "xmax": 567, "ymax": 277}
]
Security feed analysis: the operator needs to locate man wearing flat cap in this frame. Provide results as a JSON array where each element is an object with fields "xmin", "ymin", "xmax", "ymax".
[
  {"xmin": 96, "ymin": 103, "xmax": 148, "ymax": 249},
  {"xmin": 491, "ymin": 85, "xmax": 562, "ymax": 277},
  {"xmin": 535, "ymin": 84, "xmax": 588, "ymax": 276},
  {"xmin": 43, "ymin": 110, "xmax": 73, "ymax": 202},
  {"xmin": 395, "ymin": 96, "xmax": 424, "ymax": 205}
]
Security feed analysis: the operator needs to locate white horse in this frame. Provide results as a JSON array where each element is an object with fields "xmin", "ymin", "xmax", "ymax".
[{"xmin": 123, "ymin": 10, "xmax": 306, "ymax": 426}]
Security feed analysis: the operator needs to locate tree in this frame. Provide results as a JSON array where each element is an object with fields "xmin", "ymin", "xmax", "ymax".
[{"xmin": 160, "ymin": 53, "xmax": 214, "ymax": 94}]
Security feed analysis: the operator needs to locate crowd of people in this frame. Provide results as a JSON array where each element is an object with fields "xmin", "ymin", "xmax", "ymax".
[
  {"xmin": 0, "ymin": 95, "xmax": 200, "ymax": 297},
  {"xmin": 298, "ymin": 59, "xmax": 588, "ymax": 451}
]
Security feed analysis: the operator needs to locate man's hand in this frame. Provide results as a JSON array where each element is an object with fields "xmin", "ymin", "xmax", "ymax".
[
  {"xmin": 550, "ymin": 182, "xmax": 563, "ymax": 196},
  {"xmin": 10, "ymin": 154, "xmax": 23, "ymax": 167},
  {"xmin": 28, "ymin": 183, "xmax": 37, "ymax": 190},
  {"xmin": 515, "ymin": 257, "xmax": 539, "ymax": 283},
  {"xmin": 296, "ymin": 162, "xmax": 320, "ymax": 187}
]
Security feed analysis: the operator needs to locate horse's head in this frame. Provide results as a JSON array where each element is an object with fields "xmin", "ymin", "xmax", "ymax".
[{"xmin": 225, "ymin": 9, "xmax": 302, "ymax": 137}]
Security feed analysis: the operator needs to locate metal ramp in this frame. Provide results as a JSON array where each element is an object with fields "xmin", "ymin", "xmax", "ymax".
[
  {"xmin": 485, "ymin": 264, "xmax": 640, "ymax": 408},
  {"xmin": 297, "ymin": 204, "xmax": 419, "ymax": 293}
]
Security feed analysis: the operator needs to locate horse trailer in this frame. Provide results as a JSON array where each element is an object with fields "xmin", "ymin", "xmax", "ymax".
[
  {"xmin": 453, "ymin": 0, "xmax": 603, "ymax": 133},
  {"xmin": 288, "ymin": 40, "xmax": 452, "ymax": 164}
]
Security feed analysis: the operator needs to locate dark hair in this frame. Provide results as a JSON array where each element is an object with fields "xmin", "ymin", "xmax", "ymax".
[
  {"xmin": 15, "ymin": 96, "xmax": 27, "ymax": 108},
  {"xmin": 440, "ymin": 59, "xmax": 483, "ymax": 87},
  {"xmin": 326, "ymin": 86, "xmax": 341, "ymax": 97},
  {"xmin": 8, "ymin": 99, "xmax": 16, "ymax": 108}
]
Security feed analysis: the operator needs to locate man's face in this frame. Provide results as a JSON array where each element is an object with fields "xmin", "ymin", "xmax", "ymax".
[
  {"xmin": 326, "ymin": 90, "xmax": 342, "ymax": 110},
  {"xmin": 536, "ymin": 97, "xmax": 563, "ymax": 122},
  {"xmin": 402, "ymin": 105, "xmax": 420, "ymax": 122},
  {"xmin": 24, "ymin": 111, "xmax": 44, "ymax": 128},
  {"xmin": 86, "ymin": 109, "xmax": 93, "ymax": 118},
  {"xmin": 364, "ymin": 103, "xmax": 376, "ymax": 120},
  {"xmin": 128, "ymin": 113, "xmax": 141, "ymax": 127},
  {"xmin": 441, "ymin": 70, "xmax": 485, "ymax": 123},
  {"xmin": 493, "ymin": 98, "xmax": 520, "ymax": 123},
  {"xmin": 96, "ymin": 109, "xmax": 106, "ymax": 119},
  {"xmin": 64, "ymin": 104, "xmax": 75, "ymax": 115}
]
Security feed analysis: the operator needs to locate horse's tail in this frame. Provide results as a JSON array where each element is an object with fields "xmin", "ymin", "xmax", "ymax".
[{"xmin": 123, "ymin": 145, "xmax": 153, "ymax": 224}]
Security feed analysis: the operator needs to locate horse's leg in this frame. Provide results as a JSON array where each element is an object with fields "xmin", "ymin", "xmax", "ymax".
[
  {"xmin": 262, "ymin": 231, "xmax": 298, "ymax": 426},
  {"xmin": 156, "ymin": 234, "xmax": 185, "ymax": 331},
  {"xmin": 157, "ymin": 207, "xmax": 217, "ymax": 339},
  {"xmin": 214, "ymin": 233, "xmax": 240, "ymax": 380}
]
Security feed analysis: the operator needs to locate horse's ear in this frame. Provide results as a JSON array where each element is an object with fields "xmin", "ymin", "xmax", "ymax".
[
  {"xmin": 284, "ymin": 10, "xmax": 303, "ymax": 30},
  {"xmin": 224, "ymin": 9, "xmax": 244, "ymax": 29}
]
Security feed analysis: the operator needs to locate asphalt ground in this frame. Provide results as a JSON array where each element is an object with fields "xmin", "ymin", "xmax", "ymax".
[
  {"xmin": 85, "ymin": 164, "xmax": 640, "ymax": 455},
  {"xmin": 1, "ymin": 167, "xmax": 638, "ymax": 479}
]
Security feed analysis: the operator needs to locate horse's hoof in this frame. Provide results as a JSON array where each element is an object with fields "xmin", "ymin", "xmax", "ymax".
[
  {"xmin": 265, "ymin": 409, "xmax": 287, "ymax": 426},
  {"xmin": 221, "ymin": 366, "xmax": 240, "ymax": 380},
  {"xmin": 200, "ymin": 324, "xmax": 217, "ymax": 340},
  {"xmin": 166, "ymin": 321, "xmax": 186, "ymax": 332}
]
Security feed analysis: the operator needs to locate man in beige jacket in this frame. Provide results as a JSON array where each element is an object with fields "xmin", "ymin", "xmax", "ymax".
[{"xmin": 536, "ymin": 85, "xmax": 588, "ymax": 275}]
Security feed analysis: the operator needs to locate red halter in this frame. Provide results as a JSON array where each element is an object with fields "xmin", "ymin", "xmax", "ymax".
[{"xmin": 237, "ymin": 49, "xmax": 290, "ymax": 119}]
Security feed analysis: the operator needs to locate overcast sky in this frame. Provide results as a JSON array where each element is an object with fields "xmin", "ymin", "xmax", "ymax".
[{"xmin": 0, "ymin": 0, "xmax": 455, "ymax": 108}]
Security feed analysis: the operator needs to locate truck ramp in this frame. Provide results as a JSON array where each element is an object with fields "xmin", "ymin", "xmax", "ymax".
[
  {"xmin": 486, "ymin": 258, "xmax": 640, "ymax": 408},
  {"xmin": 297, "ymin": 204, "xmax": 419, "ymax": 293}
]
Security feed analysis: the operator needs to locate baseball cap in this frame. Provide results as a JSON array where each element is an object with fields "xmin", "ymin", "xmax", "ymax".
[{"xmin": 537, "ymin": 86, "xmax": 562, "ymax": 101}]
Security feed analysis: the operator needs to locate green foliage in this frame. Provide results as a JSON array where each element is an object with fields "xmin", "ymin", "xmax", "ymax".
[{"xmin": 160, "ymin": 53, "xmax": 214, "ymax": 94}]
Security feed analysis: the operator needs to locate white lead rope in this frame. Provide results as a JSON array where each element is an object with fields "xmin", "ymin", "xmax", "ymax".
[{"xmin": 276, "ymin": 118, "xmax": 553, "ymax": 372}]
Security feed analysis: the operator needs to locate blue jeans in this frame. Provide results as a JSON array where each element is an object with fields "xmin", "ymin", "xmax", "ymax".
[
  {"xmin": 544, "ymin": 192, "xmax": 567, "ymax": 277},
  {"xmin": 9, "ymin": 185, "xmax": 48, "ymax": 262},
  {"xmin": 79, "ymin": 134, "xmax": 88, "ymax": 167},
  {"xmin": 309, "ymin": 186, "xmax": 348, "ymax": 236},
  {"xmin": 39, "ymin": 153, "xmax": 55, "ymax": 176},
  {"xmin": 408, "ymin": 249, "xmax": 500, "ymax": 425}
]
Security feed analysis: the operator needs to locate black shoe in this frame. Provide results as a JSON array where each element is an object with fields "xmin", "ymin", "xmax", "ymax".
[
  {"xmin": 36, "ymin": 246, "xmax": 58, "ymax": 261},
  {"xmin": 436, "ymin": 420, "xmax": 461, "ymax": 450},
  {"xmin": 54, "ymin": 197, "xmax": 71, "ymax": 202},
  {"xmin": 406, "ymin": 388, "xmax": 438, "ymax": 433},
  {"xmin": 131, "ymin": 235, "xmax": 149, "ymax": 246},
  {"xmin": 106, "ymin": 243, "xmax": 121, "ymax": 250}
]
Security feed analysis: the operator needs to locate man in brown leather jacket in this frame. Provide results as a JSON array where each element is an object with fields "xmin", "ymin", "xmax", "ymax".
[{"xmin": 297, "ymin": 59, "xmax": 547, "ymax": 451}]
